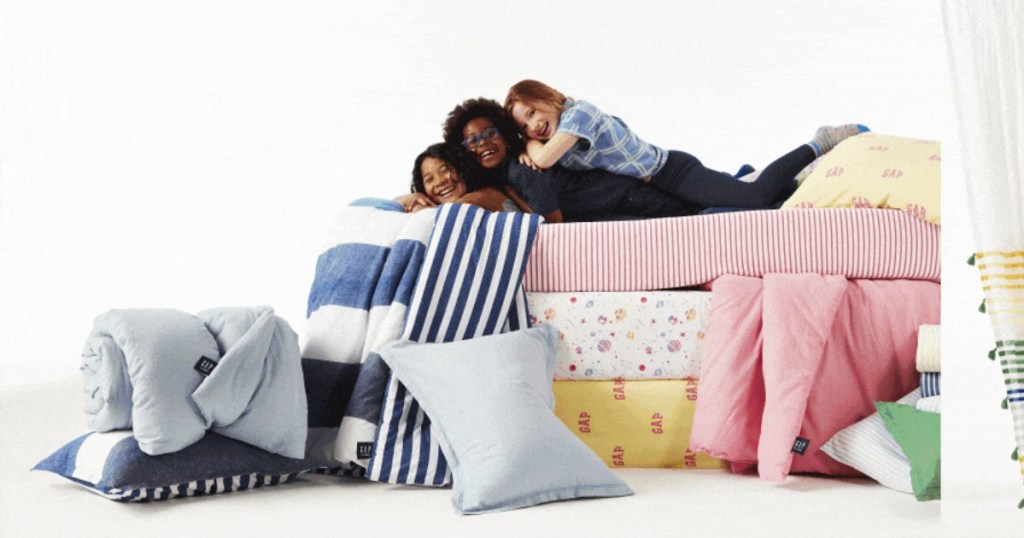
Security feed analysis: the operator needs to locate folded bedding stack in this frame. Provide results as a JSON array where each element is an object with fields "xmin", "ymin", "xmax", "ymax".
[
  {"xmin": 820, "ymin": 324, "xmax": 941, "ymax": 501},
  {"xmin": 35, "ymin": 306, "xmax": 313, "ymax": 501},
  {"xmin": 528, "ymin": 291, "xmax": 722, "ymax": 469},
  {"xmin": 916, "ymin": 324, "xmax": 941, "ymax": 406},
  {"xmin": 78, "ymin": 306, "xmax": 308, "ymax": 458}
]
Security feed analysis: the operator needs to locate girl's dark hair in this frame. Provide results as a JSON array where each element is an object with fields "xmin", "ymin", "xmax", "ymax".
[
  {"xmin": 441, "ymin": 97, "xmax": 524, "ymax": 155},
  {"xmin": 410, "ymin": 142, "xmax": 486, "ymax": 195}
]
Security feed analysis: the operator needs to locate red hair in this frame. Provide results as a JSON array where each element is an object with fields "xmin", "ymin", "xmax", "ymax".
[{"xmin": 504, "ymin": 80, "xmax": 569, "ymax": 117}]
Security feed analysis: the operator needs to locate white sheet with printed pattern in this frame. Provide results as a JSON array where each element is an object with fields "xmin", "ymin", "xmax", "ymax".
[{"xmin": 527, "ymin": 291, "xmax": 710, "ymax": 380}]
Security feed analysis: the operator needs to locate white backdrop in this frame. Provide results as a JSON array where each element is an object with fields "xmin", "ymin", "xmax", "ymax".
[{"xmin": 8, "ymin": 0, "xmax": 1013, "ymax": 514}]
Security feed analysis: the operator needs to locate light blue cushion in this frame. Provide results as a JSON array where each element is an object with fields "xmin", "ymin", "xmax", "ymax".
[
  {"xmin": 82, "ymin": 309, "xmax": 219, "ymax": 455},
  {"xmin": 82, "ymin": 307, "xmax": 308, "ymax": 459},
  {"xmin": 379, "ymin": 324, "xmax": 633, "ymax": 514}
]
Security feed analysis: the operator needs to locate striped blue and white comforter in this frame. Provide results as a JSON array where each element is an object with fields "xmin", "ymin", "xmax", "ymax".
[
  {"xmin": 301, "ymin": 205, "xmax": 435, "ymax": 466},
  {"xmin": 301, "ymin": 204, "xmax": 541, "ymax": 485}
]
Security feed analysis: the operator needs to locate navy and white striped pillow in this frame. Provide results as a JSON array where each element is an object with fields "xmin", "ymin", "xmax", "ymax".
[
  {"xmin": 365, "ymin": 205, "xmax": 540, "ymax": 486},
  {"xmin": 34, "ymin": 431, "xmax": 317, "ymax": 502},
  {"xmin": 88, "ymin": 472, "xmax": 301, "ymax": 502}
]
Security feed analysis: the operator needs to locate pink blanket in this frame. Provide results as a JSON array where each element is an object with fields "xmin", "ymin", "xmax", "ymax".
[{"xmin": 689, "ymin": 274, "xmax": 940, "ymax": 481}]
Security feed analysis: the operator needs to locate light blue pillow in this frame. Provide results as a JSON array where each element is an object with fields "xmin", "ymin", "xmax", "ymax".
[
  {"xmin": 82, "ymin": 307, "xmax": 308, "ymax": 459},
  {"xmin": 379, "ymin": 324, "xmax": 633, "ymax": 515}
]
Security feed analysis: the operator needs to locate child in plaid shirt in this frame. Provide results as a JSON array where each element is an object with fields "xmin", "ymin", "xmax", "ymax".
[{"xmin": 505, "ymin": 79, "xmax": 867, "ymax": 210}]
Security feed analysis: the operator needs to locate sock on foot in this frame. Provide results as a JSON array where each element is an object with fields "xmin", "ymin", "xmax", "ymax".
[{"xmin": 808, "ymin": 124, "xmax": 870, "ymax": 156}]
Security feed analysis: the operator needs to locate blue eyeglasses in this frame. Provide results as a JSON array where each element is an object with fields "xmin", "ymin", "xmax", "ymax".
[{"xmin": 462, "ymin": 127, "xmax": 500, "ymax": 150}]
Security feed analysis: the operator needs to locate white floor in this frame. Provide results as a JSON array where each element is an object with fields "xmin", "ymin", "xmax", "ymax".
[{"xmin": 7, "ymin": 375, "xmax": 1008, "ymax": 538}]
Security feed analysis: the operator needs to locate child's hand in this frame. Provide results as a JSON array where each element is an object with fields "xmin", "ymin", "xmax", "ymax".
[
  {"xmin": 518, "ymin": 152, "xmax": 540, "ymax": 171},
  {"xmin": 395, "ymin": 192, "xmax": 437, "ymax": 213}
]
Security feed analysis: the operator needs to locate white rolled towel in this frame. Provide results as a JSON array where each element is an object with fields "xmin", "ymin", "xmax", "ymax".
[{"xmin": 915, "ymin": 324, "xmax": 940, "ymax": 373}]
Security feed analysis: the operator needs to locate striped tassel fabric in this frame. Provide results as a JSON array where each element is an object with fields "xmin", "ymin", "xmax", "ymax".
[
  {"xmin": 945, "ymin": 0, "xmax": 1024, "ymax": 503},
  {"xmin": 978, "ymin": 256, "xmax": 1024, "ymax": 482},
  {"xmin": 977, "ymin": 252, "xmax": 1024, "ymax": 324},
  {"xmin": 996, "ymin": 339, "xmax": 1024, "ymax": 434}
]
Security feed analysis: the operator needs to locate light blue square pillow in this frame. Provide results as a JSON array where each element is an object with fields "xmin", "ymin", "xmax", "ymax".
[{"xmin": 379, "ymin": 324, "xmax": 633, "ymax": 515}]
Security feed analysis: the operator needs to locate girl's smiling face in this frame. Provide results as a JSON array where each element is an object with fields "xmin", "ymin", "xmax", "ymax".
[
  {"xmin": 420, "ymin": 156, "xmax": 467, "ymax": 204},
  {"xmin": 462, "ymin": 117, "xmax": 508, "ymax": 169},
  {"xmin": 510, "ymin": 99, "xmax": 559, "ymax": 141}
]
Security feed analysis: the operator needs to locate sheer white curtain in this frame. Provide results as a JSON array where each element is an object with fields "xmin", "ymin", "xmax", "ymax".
[{"xmin": 944, "ymin": 0, "xmax": 1024, "ymax": 502}]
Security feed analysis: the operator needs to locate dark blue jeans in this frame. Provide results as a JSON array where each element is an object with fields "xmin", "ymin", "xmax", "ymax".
[{"xmin": 649, "ymin": 146, "xmax": 813, "ymax": 209}]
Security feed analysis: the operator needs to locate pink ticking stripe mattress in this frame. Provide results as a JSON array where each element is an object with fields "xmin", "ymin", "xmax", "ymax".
[{"xmin": 522, "ymin": 208, "xmax": 940, "ymax": 292}]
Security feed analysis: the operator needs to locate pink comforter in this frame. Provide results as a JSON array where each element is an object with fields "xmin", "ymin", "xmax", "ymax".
[{"xmin": 689, "ymin": 274, "xmax": 940, "ymax": 481}]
